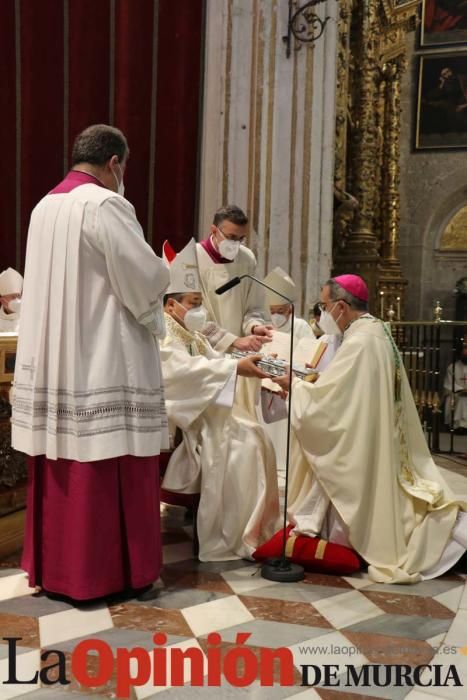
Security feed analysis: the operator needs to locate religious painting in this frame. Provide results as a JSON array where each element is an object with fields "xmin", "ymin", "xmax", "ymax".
[
  {"xmin": 415, "ymin": 52, "xmax": 467, "ymax": 149},
  {"xmin": 439, "ymin": 205, "xmax": 467, "ymax": 248},
  {"xmin": 421, "ymin": 0, "xmax": 467, "ymax": 47},
  {"xmin": 385, "ymin": 0, "xmax": 422, "ymax": 15},
  {"xmin": 380, "ymin": 0, "xmax": 420, "ymax": 20}
]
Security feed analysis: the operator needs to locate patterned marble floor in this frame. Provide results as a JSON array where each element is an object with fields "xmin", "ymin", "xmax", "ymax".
[{"xmin": 0, "ymin": 456, "xmax": 465, "ymax": 699}]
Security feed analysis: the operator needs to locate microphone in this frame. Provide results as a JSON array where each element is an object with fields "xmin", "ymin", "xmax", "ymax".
[
  {"xmin": 216, "ymin": 272, "xmax": 304, "ymax": 583},
  {"xmin": 215, "ymin": 277, "xmax": 242, "ymax": 295}
]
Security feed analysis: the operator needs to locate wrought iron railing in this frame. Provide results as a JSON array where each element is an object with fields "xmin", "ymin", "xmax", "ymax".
[{"xmin": 389, "ymin": 320, "xmax": 466, "ymax": 454}]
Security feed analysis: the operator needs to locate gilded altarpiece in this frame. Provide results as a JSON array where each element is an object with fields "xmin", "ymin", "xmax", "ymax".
[
  {"xmin": 0, "ymin": 335, "xmax": 26, "ymax": 558},
  {"xmin": 333, "ymin": 0, "xmax": 420, "ymax": 320}
]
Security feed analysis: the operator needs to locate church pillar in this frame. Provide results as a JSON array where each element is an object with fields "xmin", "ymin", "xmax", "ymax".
[
  {"xmin": 378, "ymin": 58, "xmax": 408, "ymax": 320},
  {"xmin": 198, "ymin": 0, "xmax": 339, "ymax": 315},
  {"xmin": 332, "ymin": 0, "xmax": 382, "ymax": 305},
  {"xmin": 332, "ymin": 0, "xmax": 419, "ymax": 317}
]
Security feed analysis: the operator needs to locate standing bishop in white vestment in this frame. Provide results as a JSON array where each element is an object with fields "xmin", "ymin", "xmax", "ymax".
[
  {"xmin": 276, "ymin": 275, "xmax": 467, "ymax": 584},
  {"xmin": 260, "ymin": 267, "xmax": 340, "ymax": 469},
  {"xmin": 263, "ymin": 266, "xmax": 315, "ymax": 343},
  {"xmin": 160, "ymin": 239, "xmax": 281, "ymax": 561}
]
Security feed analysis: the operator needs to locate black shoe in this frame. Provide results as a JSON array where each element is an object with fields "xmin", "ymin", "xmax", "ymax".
[
  {"xmin": 452, "ymin": 550, "xmax": 467, "ymax": 574},
  {"xmin": 184, "ymin": 506, "xmax": 195, "ymax": 524},
  {"xmin": 136, "ymin": 584, "xmax": 159, "ymax": 602}
]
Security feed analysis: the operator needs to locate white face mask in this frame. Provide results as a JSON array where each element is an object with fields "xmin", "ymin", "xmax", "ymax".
[
  {"xmin": 8, "ymin": 298, "xmax": 21, "ymax": 314},
  {"xmin": 113, "ymin": 163, "xmax": 125, "ymax": 197},
  {"xmin": 318, "ymin": 304, "xmax": 342, "ymax": 336},
  {"xmin": 175, "ymin": 301, "xmax": 207, "ymax": 332},
  {"xmin": 218, "ymin": 238, "xmax": 240, "ymax": 261},
  {"xmin": 184, "ymin": 306, "xmax": 207, "ymax": 332},
  {"xmin": 271, "ymin": 313, "xmax": 289, "ymax": 330}
]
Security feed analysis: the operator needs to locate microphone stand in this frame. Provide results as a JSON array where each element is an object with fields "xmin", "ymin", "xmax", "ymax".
[{"xmin": 216, "ymin": 274, "xmax": 304, "ymax": 582}]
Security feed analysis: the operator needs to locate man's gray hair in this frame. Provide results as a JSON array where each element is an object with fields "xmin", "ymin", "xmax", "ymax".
[
  {"xmin": 71, "ymin": 124, "xmax": 129, "ymax": 167},
  {"xmin": 324, "ymin": 278, "xmax": 368, "ymax": 312}
]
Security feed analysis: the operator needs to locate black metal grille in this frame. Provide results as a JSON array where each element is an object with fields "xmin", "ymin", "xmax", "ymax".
[{"xmin": 390, "ymin": 321, "xmax": 466, "ymax": 454}]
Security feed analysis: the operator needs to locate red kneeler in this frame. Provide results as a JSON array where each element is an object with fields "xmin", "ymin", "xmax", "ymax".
[
  {"xmin": 253, "ymin": 524, "xmax": 362, "ymax": 575},
  {"xmin": 159, "ymin": 450, "xmax": 200, "ymax": 556}
]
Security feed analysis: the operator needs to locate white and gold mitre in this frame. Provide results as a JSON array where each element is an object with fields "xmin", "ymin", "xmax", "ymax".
[
  {"xmin": 0, "ymin": 268, "xmax": 23, "ymax": 296},
  {"xmin": 263, "ymin": 266, "xmax": 297, "ymax": 306},
  {"xmin": 163, "ymin": 238, "xmax": 201, "ymax": 295}
]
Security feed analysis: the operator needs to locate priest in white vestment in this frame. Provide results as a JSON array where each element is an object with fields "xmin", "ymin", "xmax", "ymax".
[
  {"xmin": 12, "ymin": 125, "xmax": 170, "ymax": 601},
  {"xmin": 261, "ymin": 267, "xmax": 340, "ymax": 469},
  {"xmin": 160, "ymin": 239, "xmax": 281, "ymax": 561},
  {"xmin": 443, "ymin": 346, "xmax": 467, "ymax": 431},
  {"xmin": 196, "ymin": 205, "xmax": 272, "ymax": 353},
  {"xmin": 275, "ymin": 275, "xmax": 467, "ymax": 584},
  {"xmin": 0, "ymin": 268, "xmax": 23, "ymax": 333},
  {"xmin": 263, "ymin": 267, "xmax": 315, "ymax": 343},
  {"xmin": 310, "ymin": 303, "xmax": 325, "ymax": 339}
]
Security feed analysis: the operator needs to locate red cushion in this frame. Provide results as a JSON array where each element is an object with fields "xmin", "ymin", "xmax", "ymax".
[
  {"xmin": 253, "ymin": 525, "xmax": 361, "ymax": 576},
  {"xmin": 253, "ymin": 524, "xmax": 295, "ymax": 560}
]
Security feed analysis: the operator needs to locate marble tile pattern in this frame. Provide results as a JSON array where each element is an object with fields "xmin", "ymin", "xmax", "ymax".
[{"xmin": 0, "ymin": 463, "xmax": 465, "ymax": 699}]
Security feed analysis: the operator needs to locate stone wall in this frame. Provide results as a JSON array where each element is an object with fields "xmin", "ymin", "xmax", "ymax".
[
  {"xmin": 399, "ymin": 34, "xmax": 467, "ymax": 321},
  {"xmin": 197, "ymin": 0, "xmax": 339, "ymax": 315}
]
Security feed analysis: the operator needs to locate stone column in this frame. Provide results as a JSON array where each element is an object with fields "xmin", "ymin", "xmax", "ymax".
[
  {"xmin": 378, "ymin": 58, "xmax": 407, "ymax": 320},
  {"xmin": 333, "ymin": 0, "xmax": 382, "ymax": 307},
  {"xmin": 345, "ymin": 0, "xmax": 380, "ymax": 256},
  {"xmin": 197, "ymin": 0, "xmax": 339, "ymax": 315}
]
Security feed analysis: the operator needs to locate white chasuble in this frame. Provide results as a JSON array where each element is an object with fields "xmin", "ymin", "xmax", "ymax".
[
  {"xmin": 289, "ymin": 316, "xmax": 467, "ymax": 584},
  {"xmin": 196, "ymin": 243, "xmax": 268, "ymax": 352},
  {"xmin": 160, "ymin": 315, "xmax": 281, "ymax": 561},
  {"xmin": 12, "ymin": 184, "xmax": 170, "ymax": 461},
  {"xmin": 272, "ymin": 316, "xmax": 315, "ymax": 344}
]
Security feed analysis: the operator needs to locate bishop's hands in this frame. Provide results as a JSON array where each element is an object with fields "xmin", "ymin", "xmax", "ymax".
[
  {"xmin": 231, "ymin": 325, "xmax": 273, "ymax": 352},
  {"xmin": 232, "ymin": 335, "xmax": 269, "ymax": 352},
  {"xmin": 269, "ymin": 363, "xmax": 320, "ymax": 394},
  {"xmin": 272, "ymin": 373, "xmax": 291, "ymax": 393},
  {"xmin": 237, "ymin": 355, "xmax": 271, "ymax": 379},
  {"xmin": 252, "ymin": 324, "xmax": 274, "ymax": 340}
]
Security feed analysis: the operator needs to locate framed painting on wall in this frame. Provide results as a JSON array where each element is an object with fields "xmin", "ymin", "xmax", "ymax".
[
  {"xmin": 415, "ymin": 52, "xmax": 467, "ymax": 149},
  {"xmin": 421, "ymin": 0, "xmax": 467, "ymax": 47},
  {"xmin": 383, "ymin": 0, "xmax": 421, "ymax": 13}
]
